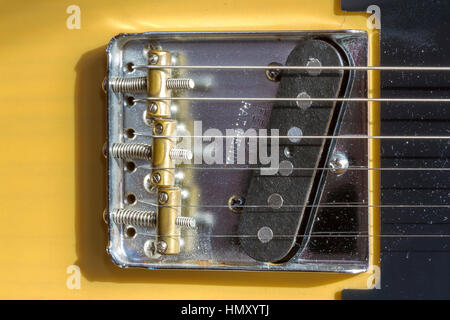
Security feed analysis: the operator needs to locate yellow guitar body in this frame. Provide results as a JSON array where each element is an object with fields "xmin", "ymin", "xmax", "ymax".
[{"xmin": 0, "ymin": 0, "xmax": 379, "ymax": 299}]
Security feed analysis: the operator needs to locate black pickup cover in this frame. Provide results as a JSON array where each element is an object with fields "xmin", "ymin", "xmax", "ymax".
[{"xmin": 238, "ymin": 39, "xmax": 347, "ymax": 262}]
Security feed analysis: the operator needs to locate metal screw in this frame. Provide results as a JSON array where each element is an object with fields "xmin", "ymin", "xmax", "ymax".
[
  {"xmin": 143, "ymin": 174, "xmax": 156, "ymax": 193},
  {"xmin": 149, "ymin": 102, "xmax": 158, "ymax": 114},
  {"xmin": 154, "ymin": 123, "xmax": 164, "ymax": 134},
  {"xmin": 149, "ymin": 53, "xmax": 159, "ymax": 64},
  {"xmin": 110, "ymin": 209, "xmax": 196, "ymax": 229},
  {"xmin": 152, "ymin": 173, "xmax": 161, "ymax": 184},
  {"xmin": 144, "ymin": 240, "xmax": 160, "ymax": 258},
  {"xmin": 265, "ymin": 62, "xmax": 282, "ymax": 82},
  {"xmin": 306, "ymin": 57, "xmax": 322, "ymax": 76},
  {"xmin": 109, "ymin": 76, "xmax": 195, "ymax": 93},
  {"xmin": 156, "ymin": 241, "xmax": 168, "ymax": 253},
  {"xmin": 159, "ymin": 192, "xmax": 169, "ymax": 204},
  {"xmin": 169, "ymin": 148, "xmax": 193, "ymax": 160},
  {"xmin": 283, "ymin": 146, "xmax": 293, "ymax": 158},
  {"xmin": 329, "ymin": 152, "xmax": 349, "ymax": 175},
  {"xmin": 111, "ymin": 143, "xmax": 152, "ymax": 160},
  {"xmin": 228, "ymin": 195, "xmax": 245, "ymax": 213},
  {"xmin": 166, "ymin": 78, "xmax": 195, "ymax": 89},
  {"xmin": 110, "ymin": 76, "xmax": 147, "ymax": 93}
]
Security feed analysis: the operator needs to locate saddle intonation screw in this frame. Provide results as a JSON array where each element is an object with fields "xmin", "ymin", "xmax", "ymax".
[
  {"xmin": 169, "ymin": 148, "xmax": 193, "ymax": 160},
  {"xmin": 111, "ymin": 143, "xmax": 152, "ymax": 160},
  {"xmin": 159, "ymin": 192, "xmax": 169, "ymax": 204},
  {"xmin": 110, "ymin": 77, "xmax": 147, "ymax": 93},
  {"xmin": 149, "ymin": 102, "xmax": 158, "ymax": 114},
  {"xmin": 166, "ymin": 78, "xmax": 195, "ymax": 89},
  {"xmin": 109, "ymin": 77, "xmax": 195, "ymax": 93},
  {"xmin": 152, "ymin": 172, "xmax": 161, "ymax": 184},
  {"xmin": 156, "ymin": 241, "xmax": 168, "ymax": 253},
  {"xmin": 110, "ymin": 209, "xmax": 196, "ymax": 229}
]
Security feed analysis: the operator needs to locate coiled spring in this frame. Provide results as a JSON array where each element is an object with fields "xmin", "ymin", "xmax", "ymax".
[
  {"xmin": 111, "ymin": 209, "xmax": 196, "ymax": 229},
  {"xmin": 169, "ymin": 148, "xmax": 193, "ymax": 160},
  {"xmin": 111, "ymin": 143, "xmax": 152, "ymax": 160},
  {"xmin": 166, "ymin": 78, "xmax": 195, "ymax": 89},
  {"xmin": 110, "ymin": 77, "xmax": 147, "ymax": 93}
]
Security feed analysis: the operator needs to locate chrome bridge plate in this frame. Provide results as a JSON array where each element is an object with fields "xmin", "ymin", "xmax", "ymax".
[{"xmin": 105, "ymin": 31, "xmax": 368, "ymax": 272}]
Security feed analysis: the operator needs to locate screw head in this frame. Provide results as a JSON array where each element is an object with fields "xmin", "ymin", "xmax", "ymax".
[
  {"xmin": 265, "ymin": 62, "xmax": 282, "ymax": 82},
  {"xmin": 152, "ymin": 173, "xmax": 161, "ymax": 184},
  {"xmin": 329, "ymin": 152, "xmax": 349, "ymax": 175},
  {"xmin": 156, "ymin": 241, "xmax": 167, "ymax": 253},
  {"xmin": 149, "ymin": 53, "xmax": 159, "ymax": 65},
  {"xmin": 159, "ymin": 191, "xmax": 169, "ymax": 204},
  {"xmin": 144, "ymin": 174, "xmax": 157, "ymax": 193},
  {"xmin": 154, "ymin": 123, "xmax": 164, "ymax": 135},
  {"xmin": 144, "ymin": 240, "xmax": 160, "ymax": 258},
  {"xmin": 284, "ymin": 146, "xmax": 293, "ymax": 158},
  {"xmin": 149, "ymin": 102, "xmax": 158, "ymax": 114},
  {"xmin": 228, "ymin": 195, "xmax": 245, "ymax": 213}
]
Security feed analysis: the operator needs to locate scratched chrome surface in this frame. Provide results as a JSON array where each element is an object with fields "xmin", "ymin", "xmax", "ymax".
[{"xmin": 106, "ymin": 31, "xmax": 368, "ymax": 272}]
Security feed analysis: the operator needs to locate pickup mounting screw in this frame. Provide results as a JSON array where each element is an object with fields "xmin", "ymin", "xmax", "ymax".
[
  {"xmin": 329, "ymin": 152, "xmax": 349, "ymax": 175},
  {"xmin": 228, "ymin": 195, "xmax": 245, "ymax": 213},
  {"xmin": 111, "ymin": 143, "xmax": 152, "ymax": 160},
  {"xmin": 265, "ymin": 62, "xmax": 282, "ymax": 82}
]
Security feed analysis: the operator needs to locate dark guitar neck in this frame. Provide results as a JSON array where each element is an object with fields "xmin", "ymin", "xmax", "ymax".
[{"xmin": 342, "ymin": 0, "xmax": 450, "ymax": 299}]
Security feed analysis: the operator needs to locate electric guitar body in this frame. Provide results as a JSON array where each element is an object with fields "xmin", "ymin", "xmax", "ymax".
[{"xmin": 0, "ymin": 0, "xmax": 448, "ymax": 300}]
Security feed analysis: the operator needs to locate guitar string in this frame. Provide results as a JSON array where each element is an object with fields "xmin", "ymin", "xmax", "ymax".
[
  {"xmin": 134, "ymin": 97, "xmax": 450, "ymax": 103},
  {"xmin": 134, "ymin": 166, "xmax": 450, "ymax": 171},
  {"xmin": 133, "ymin": 65, "xmax": 450, "ymax": 71},
  {"xmin": 134, "ymin": 133, "xmax": 450, "ymax": 140},
  {"xmin": 140, "ymin": 234, "xmax": 450, "ymax": 238},
  {"xmin": 137, "ymin": 200, "xmax": 450, "ymax": 209},
  {"xmin": 121, "ymin": 66, "xmax": 449, "ymax": 239}
]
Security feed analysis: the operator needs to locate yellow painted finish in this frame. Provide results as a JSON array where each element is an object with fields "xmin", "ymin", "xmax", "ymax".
[{"xmin": 0, "ymin": 0, "xmax": 379, "ymax": 299}]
